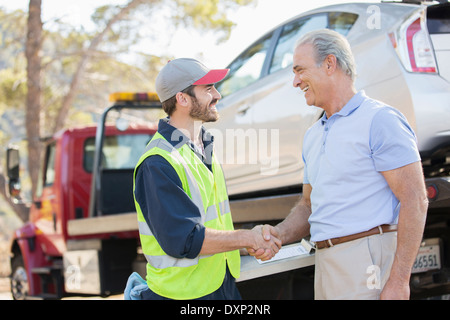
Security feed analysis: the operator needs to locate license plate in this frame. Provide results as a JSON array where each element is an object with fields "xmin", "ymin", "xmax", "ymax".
[{"xmin": 412, "ymin": 238, "xmax": 441, "ymax": 274}]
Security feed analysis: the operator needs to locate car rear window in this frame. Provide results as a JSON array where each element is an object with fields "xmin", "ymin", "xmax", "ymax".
[
  {"xmin": 217, "ymin": 31, "xmax": 275, "ymax": 97},
  {"xmin": 427, "ymin": 4, "xmax": 450, "ymax": 34},
  {"xmin": 269, "ymin": 12, "xmax": 358, "ymax": 74}
]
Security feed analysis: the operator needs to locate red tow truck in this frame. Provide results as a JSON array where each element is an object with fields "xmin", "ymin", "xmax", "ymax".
[{"xmin": 6, "ymin": 93, "xmax": 160, "ymax": 299}]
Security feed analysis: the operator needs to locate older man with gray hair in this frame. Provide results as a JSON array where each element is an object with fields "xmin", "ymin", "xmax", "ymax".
[{"xmin": 250, "ymin": 29, "xmax": 428, "ymax": 300}]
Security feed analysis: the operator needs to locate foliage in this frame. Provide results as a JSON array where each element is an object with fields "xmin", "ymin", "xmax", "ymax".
[
  {"xmin": 172, "ymin": 0, "xmax": 256, "ymax": 43},
  {"xmin": 0, "ymin": 0, "xmax": 256, "ymax": 222}
]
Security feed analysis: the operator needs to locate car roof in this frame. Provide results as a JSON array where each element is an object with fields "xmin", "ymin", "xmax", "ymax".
[
  {"xmin": 274, "ymin": 2, "xmax": 419, "ymax": 32},
  {"xmin": 227, "ymin": 1, "xmax": 421, "ymax": 66}
]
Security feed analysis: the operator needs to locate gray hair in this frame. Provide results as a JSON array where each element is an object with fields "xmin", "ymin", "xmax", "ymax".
[{"xmin": 295, "ymin": 29, "xmax": 356, "ymax": 81}]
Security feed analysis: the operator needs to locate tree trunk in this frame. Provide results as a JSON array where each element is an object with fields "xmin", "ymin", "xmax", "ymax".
[{"xmin": 25, "ymin": 0, "xmax": 43, "ymax": 219}]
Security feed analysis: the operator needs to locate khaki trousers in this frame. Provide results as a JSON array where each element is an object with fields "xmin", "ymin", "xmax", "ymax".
[{"xmin": 314, "ymin": 232, "xmax": 397, "ymax": 300}]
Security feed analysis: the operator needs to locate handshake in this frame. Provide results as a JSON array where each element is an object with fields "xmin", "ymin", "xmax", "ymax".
[{"xmin": 245, "ymin": 225, "xmax": 282, "ymax": 261}]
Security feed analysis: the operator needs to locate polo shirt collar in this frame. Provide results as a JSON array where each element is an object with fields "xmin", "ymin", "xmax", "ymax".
[{"xmin": 320, "ymin": 90, "xmax": 366, "ymax": 125}]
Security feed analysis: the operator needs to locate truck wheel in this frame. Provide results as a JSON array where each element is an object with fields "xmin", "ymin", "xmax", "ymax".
[{"xmin": 10, "ymin": 254, "xmax": 29, "ymax": 300}]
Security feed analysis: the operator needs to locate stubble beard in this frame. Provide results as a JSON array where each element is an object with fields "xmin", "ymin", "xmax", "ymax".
[{"xmin": 189, "ymin": 96, "xmax": 219, "ymax": 123}]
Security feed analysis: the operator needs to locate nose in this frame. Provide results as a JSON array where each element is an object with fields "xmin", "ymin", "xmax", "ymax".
[
  {"xmin": 293, "ymin": 73, "xmax": 301, "ymax": 88},
  {"xmin": 213, "ymin": 86, "xmax": 222, "ymax": 100}
]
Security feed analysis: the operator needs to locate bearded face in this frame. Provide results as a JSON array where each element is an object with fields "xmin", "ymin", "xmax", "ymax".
[{"xmin": 188, "ymin": 93, "xmax": 220, "ymax": 123}]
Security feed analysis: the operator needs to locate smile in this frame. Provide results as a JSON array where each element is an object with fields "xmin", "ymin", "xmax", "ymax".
[
  {"xmin": 302, "ymin": 86, "xmax": 309, "ymax": 93},
  {"xmin": 210, "ymin": 99, "xmax": 219, "ymax": 108}
]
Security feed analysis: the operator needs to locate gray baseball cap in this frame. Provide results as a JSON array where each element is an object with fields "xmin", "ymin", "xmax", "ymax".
[{"xmin": 155, "ymin": 58, "xmax": 229, "ymax": 103}]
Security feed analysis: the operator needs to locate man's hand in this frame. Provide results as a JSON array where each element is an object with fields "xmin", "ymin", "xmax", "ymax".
[
  {"xmin": 380, "ymin": 278, "xmax": 410, "ymax": 300},
  {"xmin": 247, "ymin": 225, "xmax": 282, "ymax": 261}
]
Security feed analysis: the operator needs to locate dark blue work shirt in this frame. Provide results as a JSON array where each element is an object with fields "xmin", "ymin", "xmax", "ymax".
[{"xmin": 134, "ymin": 118, "xmax": 215, "ymax": 259}]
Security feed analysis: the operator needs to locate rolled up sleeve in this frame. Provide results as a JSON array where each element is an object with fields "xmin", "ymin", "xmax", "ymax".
[{"xmin": 135, "ymin": 155, "xmax": 205, "ymax": 259}]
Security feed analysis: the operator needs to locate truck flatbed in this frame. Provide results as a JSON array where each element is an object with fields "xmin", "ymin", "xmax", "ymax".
[{"xmin": 67, "ymin": 212, "xmax": 138, "ymax": 236}]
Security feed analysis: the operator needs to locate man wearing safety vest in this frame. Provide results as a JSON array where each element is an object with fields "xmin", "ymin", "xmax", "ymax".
[{"xmin": 128, "ymin": 58, "xmax": 281, "ymax": 300}]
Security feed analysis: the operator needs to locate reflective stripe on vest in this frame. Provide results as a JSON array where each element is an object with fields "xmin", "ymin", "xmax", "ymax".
[{"xmin": 138, "ymin": 198, "xmax": 230, "ymax": 237}]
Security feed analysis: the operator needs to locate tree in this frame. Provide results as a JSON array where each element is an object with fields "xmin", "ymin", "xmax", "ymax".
[
  {"xmin": 51, "ymin": 0, "xmax": 147, "ymax": 134},
  {"xmin": 1, "ymin": 0, "xmax": 257, "ymax": 222},
  {"xmin": 25, "ymin": 0, "xmax": 42, "ymax": 205}
]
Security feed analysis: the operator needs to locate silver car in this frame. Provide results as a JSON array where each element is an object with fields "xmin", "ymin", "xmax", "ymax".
[{"xmin": 211, "ymin": 1, "xmax": 450, "ymax": 197}]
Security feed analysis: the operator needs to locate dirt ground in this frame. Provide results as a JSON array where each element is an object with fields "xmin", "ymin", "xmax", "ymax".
[
  {"xmin": 0, "ymin": 276, "xmax": 123, "ymax": 300},
  {"xmin": 0, "ymin": 236, "xmax": 12, "ymax": 300},
  {"xmin": 0, "ymin": 277, "xmax": 11, "ymax": 300}
]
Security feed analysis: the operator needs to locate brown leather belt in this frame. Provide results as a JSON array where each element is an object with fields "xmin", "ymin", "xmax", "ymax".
[{"xmin": 314, "ymin": 224, "xmax": 398, "ymax": 249}]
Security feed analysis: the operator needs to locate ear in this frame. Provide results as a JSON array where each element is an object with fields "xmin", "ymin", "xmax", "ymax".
[
  {"xmin": 175, "ymin": 92, "xmax": 189, "ymax": 107},
  {"xmin": 325, "ymin": 54, "xmax": 337, "ymax": 75}
]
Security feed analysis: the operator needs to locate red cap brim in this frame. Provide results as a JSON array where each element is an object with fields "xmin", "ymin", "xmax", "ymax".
[{"xmin": 193, "ymin": 69, "xmax": 229, "ymax": 85}]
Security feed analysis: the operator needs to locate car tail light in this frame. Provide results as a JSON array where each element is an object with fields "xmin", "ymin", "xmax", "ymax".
[
  {"xmin": 427, "ymin": 184, "xmax": 438, "ymax": 200},
  {"xmin": 389, "ymin": 9, "xmax": 437, "ymax": 74}
]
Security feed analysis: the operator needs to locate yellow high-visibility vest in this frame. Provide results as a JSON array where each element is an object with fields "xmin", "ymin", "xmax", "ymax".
[{"xmin": 133, "ymin": 131, "xmax": 240, "ymax": 299}]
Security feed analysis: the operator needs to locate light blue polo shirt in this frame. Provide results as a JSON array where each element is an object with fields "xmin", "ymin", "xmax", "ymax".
[{"xmin": 302, "ymin": 91, "xmax": 421, "ymax": 242}]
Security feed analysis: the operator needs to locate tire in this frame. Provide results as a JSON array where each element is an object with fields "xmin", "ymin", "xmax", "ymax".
[{"xmin": 10, "ymin": 254, "xmax": 29, "ymax": 300}]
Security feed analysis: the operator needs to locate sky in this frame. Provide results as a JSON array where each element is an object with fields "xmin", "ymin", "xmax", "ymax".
[{"xmin": 0, "ymin": 0, "xmax": 383, "ymax": 67}]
